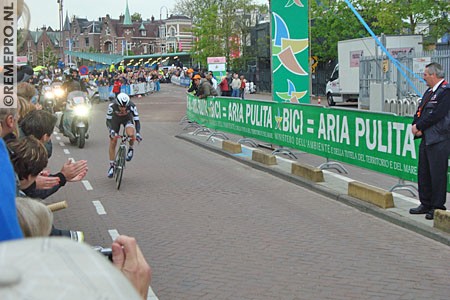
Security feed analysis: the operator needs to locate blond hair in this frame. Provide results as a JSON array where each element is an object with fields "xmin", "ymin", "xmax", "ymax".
[
  {"xmin": 17, "ymin": 96, "xmax": 36, "ymax": 123},
  {"xmin": 17, "ymin": 82, "xmax": 36, "ymax": 102},
  {"xmin": 16, "ymin": 197, "xmax": 53, "ymax": 237}
]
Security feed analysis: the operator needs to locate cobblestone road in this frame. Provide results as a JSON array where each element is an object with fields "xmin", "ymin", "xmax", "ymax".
[{"xmin": 49, "ymin": 85, "xmax": 450, "ymax": 300}]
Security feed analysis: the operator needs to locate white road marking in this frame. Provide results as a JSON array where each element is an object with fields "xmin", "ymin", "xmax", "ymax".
[
  {"xmin": 108, "ymin": 229, "xmax": 120, "ymax": 241},
  {"xmin": 59, "ymin": 142, "xmax": 65, "ymax": 147},
  {"xmin": 68, "ymin": 157, "xmax": 75, "ymax": 163},
  {"xmin": 56, "ymin": 136, "xmax": 61, "ymax": 140},
  {"xmin": 63, "ymin": 149, "xmax": 70, "ymax": 154},
  {"xmin": 53, "ymin": 131, "xmax": 58, "ymax": 135},
  {"xmin": 92, "ymin": 200, "xmax": 107, "ymax": 215},
  {"xmin": 82, "ymin": 180, "xmax": 93, "ymax": 190}
]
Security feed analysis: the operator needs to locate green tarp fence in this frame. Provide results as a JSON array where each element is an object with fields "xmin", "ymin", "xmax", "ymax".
[{"xmin": 186, "ymin": 94, "xmax": 450, "ymax": 192}]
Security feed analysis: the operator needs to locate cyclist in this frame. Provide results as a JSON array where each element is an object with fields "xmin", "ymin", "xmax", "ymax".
[{"xmin": 106, "ymin": 93, "xmax": 142, "ymax": 178}]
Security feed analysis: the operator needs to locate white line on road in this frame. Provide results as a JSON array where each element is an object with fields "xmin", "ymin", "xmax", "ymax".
[
  {"xmin": 59, "ymin": 142, "xmax": 65, "ymax": 147},
  {"xmin": 68, "ymin": 157, "xmax": 75, "ymax": 163},
  {"xmin": 108, "ymin": 229, "xmax": 120, "ymax": 241},
  {"xmin": 92, "ymin": 200, "xmax": 107, "ymax": 215},
  {"xmin": 56, "ymin": 136, "xmax": 61, "ymax": 140},
  {"xmin": 53, "ymin": 131, "xmax": 58, "ymax": 135},
  {"xmin": 82, "ymin": 180, "xmax": 93, "ymax": 190},
  {"xmin": 63, "ymin": 149, "xmax": 70, "ymax": 155}
]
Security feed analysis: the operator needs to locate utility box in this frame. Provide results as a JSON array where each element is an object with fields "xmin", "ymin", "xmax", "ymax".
[{"xmin": 369, "ymin": 82, "xmax": 397, "ymax": 112}]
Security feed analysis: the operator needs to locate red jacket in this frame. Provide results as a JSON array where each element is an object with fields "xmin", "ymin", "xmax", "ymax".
[
  {"xmin": 112, "ymin": 80, "xmax": 122, "ymax": 93},
  {"xmin": 219, "ymin": 78, "xmax": 229, "ymax": 92}
]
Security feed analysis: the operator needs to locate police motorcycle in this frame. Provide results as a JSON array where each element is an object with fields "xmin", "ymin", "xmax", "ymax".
[
  {"xmin": 86, "ymin": 80, "xmax": 100, "ymax": 103},
  {"xmin": 61, "ymin": 91, "xmax": 91, "ymax": 148},
  {"xmin": 39, "ymin": 79, "xmax": 56, "ymax": 114},
  {"xmin": 50, "ymin": 81, "xmax": 66, "ymax": 111}
]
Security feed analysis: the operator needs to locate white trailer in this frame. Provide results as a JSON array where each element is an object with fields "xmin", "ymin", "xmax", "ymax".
[{"xmin": 325, "ymin": 35, "xmax": 423, "ymax": 106}]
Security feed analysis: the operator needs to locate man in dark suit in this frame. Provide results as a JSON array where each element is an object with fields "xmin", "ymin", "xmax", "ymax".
[{"xmin": 410, "ymin": 62, "xmax": 450, "ymax": 220}]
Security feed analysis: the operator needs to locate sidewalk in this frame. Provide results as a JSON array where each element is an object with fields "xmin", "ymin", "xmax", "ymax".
[{"xmin": 177, "ymin": 126, "xmax": 450, "ymax": 246}]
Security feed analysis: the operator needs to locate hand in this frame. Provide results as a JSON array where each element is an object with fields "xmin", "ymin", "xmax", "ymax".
[
  {"xmin": 109, "ymin": 129, "xmax": 116, "ymax": 139},
  {"xmin": 136, "ymin": 133, "xmax": 142, "ymax": 142},
  {"xmin": 112, "ymin": 235, "xmax": 151, "ymax": 299},
  {"xmin": 40, "ymin": 169, "xmax": 51, "ymax": 177},
  {"xmin": 35, "ymin": 174, "xmax": 60, "ymax": 189},
  {"xmin": 411, "ymin": 124, "xmax": 422, "ymax": 137},
  {"xmin": 68, "ymin": 168, "xmax": 88, "ymax": 182},
  {"xmin": 60, "ymin": 159, "xmax": 88, "ymax": 181}
]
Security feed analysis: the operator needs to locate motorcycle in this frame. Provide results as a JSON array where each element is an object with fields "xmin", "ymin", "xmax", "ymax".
[
  {"xmin": 62, "ymin": 91, "xmax": 91, "ymax": 148},
  {"xmin": 50, "ymin": 82, "xmax": 66, "ymax": 112},
  {"xmin": 86, "ymin": 81, "xmax": 100, "ymax": 104},
  {"xmin": 40, "ymin": 85, "xmax": 56, "ymax": 114}
]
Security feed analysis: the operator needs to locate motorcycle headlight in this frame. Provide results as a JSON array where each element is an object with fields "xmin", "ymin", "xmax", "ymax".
[
  {"xmin": 74, "ymin": 105, "xmax": 90, "ymax": 117},
  {"xmin": 54, "ymin": 89, "xmax": 64, "ymax": 97},
  {"xmin": 44, "ymin": 91, "xmax": 54, "ymax": 98}
]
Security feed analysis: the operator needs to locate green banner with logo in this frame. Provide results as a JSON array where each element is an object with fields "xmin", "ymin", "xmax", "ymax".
[
  {"xmin": 186, "ymin": 94, "xmax": 450, "ymax": 192},
  {"xmin": 271, "ymin": 0, "xmax": 310, "ymax": 104}
]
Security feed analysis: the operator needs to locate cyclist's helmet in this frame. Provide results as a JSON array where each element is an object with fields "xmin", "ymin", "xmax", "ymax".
[{"xmin": 116, "ymin": 93, "xmax": 130, "ymax": 107}]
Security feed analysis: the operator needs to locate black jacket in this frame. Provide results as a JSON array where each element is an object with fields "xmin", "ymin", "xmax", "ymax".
[{"xmin": 413, "ymin": 82, "xmax": 450, "ymax": 145}]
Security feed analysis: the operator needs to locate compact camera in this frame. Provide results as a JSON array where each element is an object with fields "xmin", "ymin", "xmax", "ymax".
[{"xmin": 92, "ymin": 246, "xmax": 113, "ymax": 261}]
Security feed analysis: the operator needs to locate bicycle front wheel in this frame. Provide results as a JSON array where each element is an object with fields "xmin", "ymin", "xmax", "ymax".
[{"xmin": 115, "ymin": 145, "xmax": 126, "ymax": 190}]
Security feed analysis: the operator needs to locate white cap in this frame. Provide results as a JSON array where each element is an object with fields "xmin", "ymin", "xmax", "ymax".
[{"xmin": 0, "ymin": 237, "xmax": 141, "ymax": 300}]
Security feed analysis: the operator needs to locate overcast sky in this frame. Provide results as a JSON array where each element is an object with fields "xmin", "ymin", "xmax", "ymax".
[{"xmin": 26, "ymin": 0, "xmax": 268, "ymax": 30}]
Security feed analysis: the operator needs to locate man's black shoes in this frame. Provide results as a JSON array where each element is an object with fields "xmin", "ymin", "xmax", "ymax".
[
  {"xmin": 425, "ymin": 209, "xmax": 435, "ymax": 220},
  {"xmin": 409, "ymin": 204, "xmax": 430, "ymax": 215}
]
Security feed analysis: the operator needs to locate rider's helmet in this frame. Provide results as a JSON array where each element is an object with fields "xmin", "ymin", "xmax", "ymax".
[{"xmin": 116, "ymin": 93, "xmax": 130, "ymax": 107}]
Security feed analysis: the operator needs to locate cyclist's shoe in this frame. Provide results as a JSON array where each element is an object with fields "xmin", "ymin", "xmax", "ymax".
[
  {"xmin": 107, "ymin": 165, "xmax": 114, "ymax": 178},
  {"xmin": 126, "ymin": 148, "xmax": 134, "ymax": 161}
]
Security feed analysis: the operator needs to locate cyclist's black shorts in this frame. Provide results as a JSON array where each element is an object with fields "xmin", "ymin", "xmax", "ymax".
[{"xmin": 110, "ymin": 115, "xmax": 135, "ymax": 133}]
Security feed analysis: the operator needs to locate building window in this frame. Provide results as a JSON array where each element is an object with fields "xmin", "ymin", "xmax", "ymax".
[
  {"xmin": 160, "ymin": 26, "xmax": 166, "ymax": 38},
  {"xmin": 141, "ymin": 30, "xmax": 146, "ymax": 36},
  {"xmin": 169, "ymin": 27, "xmax": 176, "ymax": 37},
  {"xmin": 85, "ymin": 37, "xmax": 89, "ymax": 46}
]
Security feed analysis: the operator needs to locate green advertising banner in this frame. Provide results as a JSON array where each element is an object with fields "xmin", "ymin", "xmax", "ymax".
[
  {"xmin": 186, "ymin": 94, "xmax": 450, "ymax": 192},
  {"xmin": 271, "ymin": 0, "xmax": 310, "ymax": 104}
]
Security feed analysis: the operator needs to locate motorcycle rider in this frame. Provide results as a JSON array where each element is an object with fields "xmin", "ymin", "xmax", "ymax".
[
  {"xmin": 106, "ymin": 93, "xmax": 142, "ymax": 178},
  {"xmin": 59, "ymin": 69, "xmax": 88, "ymax": 141}
]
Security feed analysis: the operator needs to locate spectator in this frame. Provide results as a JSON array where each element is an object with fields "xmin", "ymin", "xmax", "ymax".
[
  {"xmin": 196, "ymin": 74, "xmax": 218, "ymax": 99},
  {"xmin": 17, "ymin": 96, "xmax": 36, "ymax": 123},
  {"xmin": 219, "ymin": 75, "xmax": 230, "ymax": 97},
  {"xmin": 231, "ymin": 73, "xmax": 241, "ymax": 97},
  {"xmin": 0, "ymin": 108, "xmax": 24, "ymax": 241},
  {"xmin": 113, "ymin": 78, "xmax": 122, "ymax": 98},
  {"xmin": 410, "ymin": 62, "xmax": 450, "ymax": 220},
  {"xmin": 0, "ymin": 235, "xmax": 152, "ymax": 299},
  {"xmin": 16, "ymin": 197, "xmax": 53, "ymax": 237},
  {"xmin": 17, "ymin": 82, "xmax": 39, "ymax": 106},
  {"xmin": 8, "ymin": 135, "xmax": 48, "ymax": 191},
  {"xmin": 18, "ymin": 110, "xmax": 88, "ymax": 198},
  {"xmin": 239, "ymin": 75, "xmax": 247, "ymax": 99}
]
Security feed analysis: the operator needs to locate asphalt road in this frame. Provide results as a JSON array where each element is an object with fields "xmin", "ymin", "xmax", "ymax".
[{"xmin": 47, "ymin": 84, "xmax": 450, "ymax": 300}]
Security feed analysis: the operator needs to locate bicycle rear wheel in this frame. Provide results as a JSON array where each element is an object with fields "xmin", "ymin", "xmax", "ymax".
[{"xmin": 115, "ymin": 145, "xmax": 126, "ymax": 190}]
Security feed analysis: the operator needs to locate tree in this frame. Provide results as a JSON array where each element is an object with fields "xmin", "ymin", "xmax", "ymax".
[
  {"xmin": 310, "ymin": 0, "xmax": 450, "ymax": 61},
  {"xmin": 40, "ymin": 46, "xmax": 59, "ymax": 66},
  {"xmin": 174, "ymin": 0, "xmax": 268, "ymax": 68},
  {"xmin": 131, "ymin": 12, "xmax": 142, "ymax": 22}
]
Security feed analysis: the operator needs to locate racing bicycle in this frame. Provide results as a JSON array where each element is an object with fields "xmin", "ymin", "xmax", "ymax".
[{"xmin": 113, "ymin": 133, "xmax": 129, "ymax": 190}]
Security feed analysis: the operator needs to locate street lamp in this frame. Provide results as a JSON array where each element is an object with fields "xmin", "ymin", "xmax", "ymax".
[
  {"xmin": 57, "ymin": 0, "xmax": 64, "ymax": 62},
  {"xmin": 159, "ymin": 6, "xmax": 169, "ymax": 67}
]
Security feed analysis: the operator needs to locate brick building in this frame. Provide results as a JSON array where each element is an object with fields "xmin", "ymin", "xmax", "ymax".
[{"xmin": 19, "ymin": 1, "xmax": 193, "ymax": 66}]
